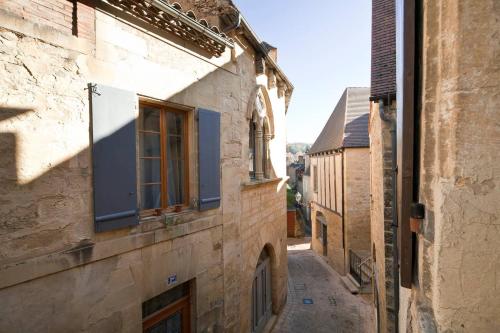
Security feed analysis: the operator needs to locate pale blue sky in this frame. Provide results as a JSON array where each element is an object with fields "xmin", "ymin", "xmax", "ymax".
[{"xmin": 233, "ymin": 0, "xmax": 372, "ymax": 144}]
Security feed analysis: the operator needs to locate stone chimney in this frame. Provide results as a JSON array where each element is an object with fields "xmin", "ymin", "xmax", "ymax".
[{"xmin": 262, "ymin": 41, "xmax": 277, "ymax": 62}]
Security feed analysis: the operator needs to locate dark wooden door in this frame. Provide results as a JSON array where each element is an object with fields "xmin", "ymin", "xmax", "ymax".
[{"xmin": 251, "ymin": 256, "xmax": 272, "ymax": 333}]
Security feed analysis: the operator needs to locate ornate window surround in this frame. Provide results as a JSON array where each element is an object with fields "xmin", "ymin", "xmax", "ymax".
[{"xmin": 247, "ymin": 85, "xmax": 274, "ymax": 181}]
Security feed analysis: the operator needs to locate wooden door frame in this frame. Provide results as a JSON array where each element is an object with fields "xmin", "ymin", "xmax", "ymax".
[{"xmin": 142, "ymin": 294, "xmax": 191, "ymax": 332}]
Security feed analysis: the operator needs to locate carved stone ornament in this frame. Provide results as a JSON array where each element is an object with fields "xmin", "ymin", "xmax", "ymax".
[
  {"xmin": 256, "ymin": 93, "xmax": 266, "ymax": 119},
  {"xmin": 100, "ymin": 0, "xmax": 233, "ymax": 57}
]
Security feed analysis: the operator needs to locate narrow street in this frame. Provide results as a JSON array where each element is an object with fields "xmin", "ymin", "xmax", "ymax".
[{"xmin": 272, "ymin": 239, "xmax": 373, "ymax": 333}]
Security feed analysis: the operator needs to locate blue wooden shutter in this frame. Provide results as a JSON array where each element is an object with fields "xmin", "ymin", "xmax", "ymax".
[
  {"xmin": 89, "ymin": 83, "xmax": 139, "ymax": 232},
  {"xmin": 198, "ymin": 109, "xmax": 221, "ymax": 211}
]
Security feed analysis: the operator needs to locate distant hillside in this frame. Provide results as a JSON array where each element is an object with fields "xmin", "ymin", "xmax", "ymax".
[{"xmin": 287, "ymin": 143, "xmax": 311, "ymax": 154}]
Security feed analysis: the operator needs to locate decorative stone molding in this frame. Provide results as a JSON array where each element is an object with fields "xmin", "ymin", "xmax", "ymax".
[
  {"xmin": 277, "ymin": 81, "xmax": 287, "ymax": 98},
  {"xmin": 267, "ymin": 69, "xmax": 277, "ymax": 89},
  {"xmin": 246, "ymin": 85, "xmax": 274, "ymax": 138},
  {"xmin": 255, "ymin": 55, "xmax": 266, "ymax": 74},
  {"xmin": 247, "ymin": 85, "xmax": 276, "ymax": 181},
  {"xmin": 100, "ymin": 0, "xmax": 234, "ymax": 57},
  {"xmin": 285, "ymin": 89, "xmax": 292, "ymax": 110}
]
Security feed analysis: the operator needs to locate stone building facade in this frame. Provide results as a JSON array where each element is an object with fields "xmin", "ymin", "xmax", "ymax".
[
  {"xmin": 370, "ymin": 0, "xmax": 500, "ymax": 332},
  {"xmin": 0, "ymin": 1, "xmax": 293, "ymax": 332},
  {"xmin": 397, "ymin": 1, "xmax": 500, "ymax": 331},
  {"xmin": 308, "ymin": 88, "xmax": 371, "ymax": 281},
  {"xmin": 369, "ymin": 0, "xmax": 397, "ymax": 331}
]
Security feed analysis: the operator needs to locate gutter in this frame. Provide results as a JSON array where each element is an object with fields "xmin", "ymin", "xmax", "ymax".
[
  {"xmin": 239, "ymin": 16, "xmax": 294, "ymax": 91},
  {"xmin": 223, "ymin": 10, "xmax": 294, "ymax": 94},
  {"xmin": 151, "ymin": 0, "xmax": 234, "ymax": 48}
]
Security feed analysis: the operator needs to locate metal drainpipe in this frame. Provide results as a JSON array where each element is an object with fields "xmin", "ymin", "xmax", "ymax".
[{"xmin": 379, "ymin": 98, "xmax": 399, "ymax": 333}]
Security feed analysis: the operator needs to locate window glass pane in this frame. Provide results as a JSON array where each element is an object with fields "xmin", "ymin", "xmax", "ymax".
[
  {"xmin": 140, "ymin": 159, "xmax": 161, "ymax": 183},
  {"xmin": 141, "ymin": 184, "xmax": 161, "ymax": 210},
  {"xmin": 140, "ymin": 106, "xmax": 161, "ymax": 132},
  {"xmin": 167, "ymin": 112, "xmax": 183, "ymax": 135},
  {"xmin": 165, "ymin": 312, "xmax": 182, "ymax": 333},
  {"xmin": 140, "ymin": 132, "xmax": 161, "ymax": 157},
  {"xmin": 167, "ymin": 135, "xmax": 183, "ymax": 160},
  {"xmin": 167, "ymin": 160, "xmax": 184, "ymax": 206},
  {"xmin": 166, "ymin": 111, "xmax": 185, "ymax": 206}
]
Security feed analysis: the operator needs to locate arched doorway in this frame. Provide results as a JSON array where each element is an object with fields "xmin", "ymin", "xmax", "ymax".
[{"xmin": 251, "ymin": 248, "xmax": 272, "ymax": 333}]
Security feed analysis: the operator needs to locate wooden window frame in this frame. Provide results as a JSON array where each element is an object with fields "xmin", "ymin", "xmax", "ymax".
[{"xmin": 138, "ymin": 100, "xmax": 190, "ymax": 217}]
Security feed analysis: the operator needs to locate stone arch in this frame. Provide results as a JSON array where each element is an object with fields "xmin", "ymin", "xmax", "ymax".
[
  {"xmin": 247, "ymin": 85, "xmax": 276, "ymax": 180},
  {"xmin": 246, "ymin": 85, "xmax": 274, "ymax": 138},
  {"xmin": 251, "ymin": 243, "xmax": 280, "ymax": 316}
]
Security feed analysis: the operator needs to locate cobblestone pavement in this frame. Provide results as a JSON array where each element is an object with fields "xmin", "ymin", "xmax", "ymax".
[{"xmin": 272, "ymin": 238, "xmax": 374, "ymax": 333}]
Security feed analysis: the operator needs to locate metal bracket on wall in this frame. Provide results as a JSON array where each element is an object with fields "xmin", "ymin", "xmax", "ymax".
[{"xmin": 410, "ymin": 202, "xmax": 425, "ymax": 234}]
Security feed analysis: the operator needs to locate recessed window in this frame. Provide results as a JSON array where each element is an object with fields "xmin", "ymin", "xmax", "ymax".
[{"xmin": 138, "ymin": 102, "xmax": 188, "ymax": 212}]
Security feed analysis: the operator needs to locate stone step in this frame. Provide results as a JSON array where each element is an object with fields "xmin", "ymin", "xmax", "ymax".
[{"xmin": 340, "ymin": 275, "xmax": 360, "ymax": 294}]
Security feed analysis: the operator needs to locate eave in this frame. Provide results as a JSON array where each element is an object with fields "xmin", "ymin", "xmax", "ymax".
[{"xmin": 100, "ymin": 0, "xmax": 234, "ymax": 57}]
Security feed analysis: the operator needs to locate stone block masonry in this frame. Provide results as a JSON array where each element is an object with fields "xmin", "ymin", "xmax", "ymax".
[
  {"xmin": 0, "ymin": 1, "xmax": 291, "ymax": 332},
  {"xmin": 369, "ymin": 101, "xmax": 396, "ymax": 333},
  {"xmin": 1, "ymin": 0, "xmax": 95, "ymax": 40}
]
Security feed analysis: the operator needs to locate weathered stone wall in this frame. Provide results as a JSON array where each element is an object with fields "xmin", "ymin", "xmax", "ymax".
[
  {"xmin": 400, "ymin": 1, "xmax": 500, "ymax": 332},
  {"xmin": 0, "ymin": 0, "xmax": 95, "ymax": 40},
  {"xmin": 311, "ymin": 205, "xmax": 345, "ymax": 275},
  {"xmin": 0, "ymin": 3, "xmax": 288, "ymax": 332},
  {"xmin": 310, "ymin": 149, "xmax": 371, "ymax": 276},
  {"xmin": 239, "ymin": 180, "xmax": 288, "ymax": 332},
  {"xmin": 343, "ymin": 148, "xmax": 371, "ymax": 267},
  {"xmin": 369, "ymin": 101, "xmax": 396, "ymax": 333},
  {"xmin": 0, "ymin": 217, "xmax": 224, "ymax": 332}
]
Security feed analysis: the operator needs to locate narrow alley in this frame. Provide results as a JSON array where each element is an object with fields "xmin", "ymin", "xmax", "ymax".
[
  {"xmin": 0, "ymin": 1, "xmax": 499, "ymax": 332},
  {"xmin": 271, "ymin": 239, "xmax": 373, "ymax": 333}
]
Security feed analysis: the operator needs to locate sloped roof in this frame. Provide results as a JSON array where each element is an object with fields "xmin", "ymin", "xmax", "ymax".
[{"xmin": 309, "ymin": 87, "xmax": 370, "ymax": 154}]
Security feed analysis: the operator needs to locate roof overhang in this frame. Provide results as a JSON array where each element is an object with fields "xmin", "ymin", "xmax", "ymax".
[
  {"xmin": 100, "ymin": 0, "xmax": 234, "ymax": 57},
  {"xmin": 239, "ymin": 16, "xmax": 294, "ymax": 112}
]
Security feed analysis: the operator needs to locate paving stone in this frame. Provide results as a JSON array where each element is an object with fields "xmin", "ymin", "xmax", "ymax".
[{"xmin": 272, "ymin": 238, "xmax": 374, "ymax": 333}]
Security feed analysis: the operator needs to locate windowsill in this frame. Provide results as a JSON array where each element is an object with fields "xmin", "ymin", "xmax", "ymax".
[
  {"xmin": 139, "ymin": 207, "xmax": 197, "ymax": 225},
  {"xmin": 241, "ymin": 177, "xmax": 282, "ymax": 190}
]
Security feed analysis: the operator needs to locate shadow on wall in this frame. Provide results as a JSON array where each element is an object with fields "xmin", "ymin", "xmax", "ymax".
[
  {"xmin": 342, "ymin": 113, "xmax": 369, "ymax": 145},
  {"xmin": 0, "ymin": 105, "xmax": 93, "ymax": 264},
  {"xmin": 0, "ymin": 47, "xmax": 280, "ymax": 265},
  {"xmin": 168, "ymin": 58, "xmax": 279, "ymax": 180}
]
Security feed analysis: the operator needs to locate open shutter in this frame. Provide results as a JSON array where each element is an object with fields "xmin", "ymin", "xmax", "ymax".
[
  {"xmin": 89, "ymin": 83, "xmax": 139, "ymax": 232},
  {"xmin": 198, "ymin": 109, "xmax": 221, "ymax": 211}
]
